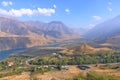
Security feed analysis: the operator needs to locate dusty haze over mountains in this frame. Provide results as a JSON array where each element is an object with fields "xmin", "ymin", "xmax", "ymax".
[
  {"xmin": 1, "ymin": 14, "xmax": 120, "ymax": 50},
  {"xmin": 0, "ymin": 17, "xmax": 79, "ymax": 50}
]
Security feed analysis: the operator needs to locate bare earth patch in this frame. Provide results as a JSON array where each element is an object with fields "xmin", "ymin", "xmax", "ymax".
[
  {"xmin": 0, "ymin": 74, "xmax": 30, "ymax": 80},
  {"xmin": 33, "ymin": 66, "xmax": 84, "ymax": 80},
  {"xmin": 94, "ymin": 69, "xmax": 120, "ymax": 77}
]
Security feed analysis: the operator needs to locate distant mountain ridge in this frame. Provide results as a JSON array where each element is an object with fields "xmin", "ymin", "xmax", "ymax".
[
  {"xmin": 84, "ymin": 15, "xmax": 120, "ymax": 40},
  {"xmin": 0, "ymin": 17, "xmax": 73, "ymax": 37},
  {"xmin": 0, "ymin": 17, "xmax": 79, "ymax": 50},
  {"xmin": 84, "ymin": 15, "xmax": 120, "ymax": 48}
]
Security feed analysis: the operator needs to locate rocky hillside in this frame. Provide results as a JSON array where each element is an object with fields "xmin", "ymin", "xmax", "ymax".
[
  {"xmin": 62, "ymin": 43, "xmax": 111, "ymax": 55},
  {"xmin": 0, "ymin": 17, "xmax": 79, "ymax": 50}
]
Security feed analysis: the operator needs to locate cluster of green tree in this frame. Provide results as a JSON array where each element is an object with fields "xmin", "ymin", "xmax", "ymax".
[
  {"xmin": 0, "ymin": 54, "xmax": 52, "ymax": 78},
  {"xmin": 68, "ymin": 51, "xmax": 120, "ymax": 65},
  {"xmin": 9, "ymin": 55, "xmax": 32, "ymax": 58},
  {"xmin": 30, "ymin": 51, "xmax": 120, "ymax": 65},
  {"xmin": 0, "ymin": 68, "xmax": 29, "ymax": 78},
  {"xmin": 0, "ymin": 55, "xmax": 32, "ymax": 70},
  {"xmin": 66, "ymin": 72, "xmax": 120, "ymax": 80}
]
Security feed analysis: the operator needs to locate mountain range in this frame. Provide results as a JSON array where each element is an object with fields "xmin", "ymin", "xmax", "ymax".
[
  {"xmin": 0, "ymin": 17, "xmax": 79, "ymax": 50},
  {"xmin": 1, "ymin": 14, "xmax": 120, "ymax": 51}
]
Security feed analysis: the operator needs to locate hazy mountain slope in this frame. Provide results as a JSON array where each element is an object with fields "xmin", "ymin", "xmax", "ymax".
[
  {"xmin": 0, "ymin": 17, "xmax": 80, "ymax": 50},
  {"xmin": 84, "ymin": 15, "xmax": 120, "ymax": 40},
  {"xmin": 25, "ymin": 21, "xmax": 74, "ymax": 38}
]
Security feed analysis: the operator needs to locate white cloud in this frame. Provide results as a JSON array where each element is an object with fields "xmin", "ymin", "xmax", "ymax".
[
  {"xmin": 88, "ymin": 24, "xmax": 95, "ymax": 27},
  {"xmin": 107, "ymin": 7, "xmax": 112, "ymax": 12},
  {"xmin": 37, "ymin": 8, "xmax": 55, "ymax": 16},
  {"xmin": 65, "ymin": 9, "xmax": 70, "ymax": 13},
  {"xmin": 92, "ymin": 16, "xmax": 102, "ymax": 20},
  {"xmin": 0, "ymin": 8, "xmax": 55, "ymax": 17},
  {"xmin": 108, "ymin": 2, "xmax": 112, "ymax": 5},
  {"xmin": 53, "ymin": 4, "xmax": 56, "ymax": 8},
  {"xmin": 87, "ymin": 24, "xmax": 95, "ymax": 29},
  {"xmin": 1, "ymin": 1, "xmax": 13, "ymax": 6}
]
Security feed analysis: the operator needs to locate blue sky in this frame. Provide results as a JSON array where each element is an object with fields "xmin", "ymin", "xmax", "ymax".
[{"xmin": 0, "ymin": 0, "xmax": 120, "ymax": 28}]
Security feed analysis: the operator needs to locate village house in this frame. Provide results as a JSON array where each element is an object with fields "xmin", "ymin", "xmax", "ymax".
[
  {"xmin": 61, "ymin": 65, "xmax": 69, "ymax": 70},
  {"xmin": 21, "ymin": 71, "xmax": 31, "ymax": 75},
  {"xmin": 7, "ymin": 62, "xmax": 14, "ymax": 67}
]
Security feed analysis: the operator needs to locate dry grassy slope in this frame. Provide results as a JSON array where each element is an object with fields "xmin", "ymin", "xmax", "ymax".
[
  {"xmin": 1, "ymin": 64, "xmax": 120, "ymax": 80},
  {"xmin": 0, "ymin": 74, "xmax": 30, "ymax": 80},
  {"xmin": 62, "ymin": 43, "xmax": 111, "ymax": 55},
  {"xmin": 0, "ymin": 66, "xmax": 82, "ymax": 80},
  {"xmin": 99, "ymin": 43, "xmax": 113, "ymax": 47},
  {"xmin": 0, "ymin": 36, "xmax": 48, "ymax": 50}
]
